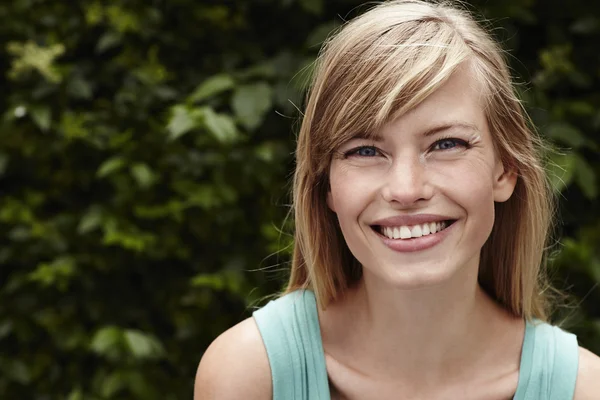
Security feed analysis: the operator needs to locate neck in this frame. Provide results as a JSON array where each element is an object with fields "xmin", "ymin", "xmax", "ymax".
[{"xmin": 320, "ymin": 257, "xmax": 521, "ymax": 387}]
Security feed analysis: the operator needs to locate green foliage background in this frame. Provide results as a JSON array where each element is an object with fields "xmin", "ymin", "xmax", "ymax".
[{"xmin": 0, "ymin": 0, "xmax": 599, "ymax": 398}]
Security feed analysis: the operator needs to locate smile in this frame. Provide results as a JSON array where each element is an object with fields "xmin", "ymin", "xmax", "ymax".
[
  {"xmin": 371, "ymin": 219, "xmax": 458, "ymax": 252},
  {"xmin": 376, "ymin": 220, "xmax": 455, "ymax": 240}
]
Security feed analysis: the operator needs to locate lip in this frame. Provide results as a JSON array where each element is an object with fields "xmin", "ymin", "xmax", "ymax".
[
  {"xmin": 371, "ymin": 214, "xmax": 454, "ymax": 227},
  {"xmin": 373, "ymin": 219, "xmax": 457, "ymax": 253}
]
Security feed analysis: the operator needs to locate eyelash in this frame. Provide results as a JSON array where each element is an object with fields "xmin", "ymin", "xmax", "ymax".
[{"xmin": 343, "ymin": 137, "xmax": 472, "ymax": 158}]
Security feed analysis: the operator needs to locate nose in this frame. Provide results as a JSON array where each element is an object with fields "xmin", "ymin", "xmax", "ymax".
[{"xmin": 381, "ymin": 155, "xmax": 432, "ymax": 206}]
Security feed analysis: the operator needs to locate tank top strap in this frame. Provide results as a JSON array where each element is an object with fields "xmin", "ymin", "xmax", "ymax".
[
  {"xmin": 513, "ymin": 320, "xmax": 579, "ymax": 400},
  {"xmin": 253, "ymin": 290, "xmax": 330, "ymax": 400}
]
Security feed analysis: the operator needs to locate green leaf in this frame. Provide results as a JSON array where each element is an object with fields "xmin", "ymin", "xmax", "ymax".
[
  {"xmin": 84, "ymin": 2, "xmax": 103, "ymax": 25},
  {"xmin": 189, "ymin": 74, "xmax": 235, "ymax": 103},
  {"xmin": 574, "ymin": 155, "xmax": 598, "ymax": 199},
  {"xmin": 167, "ymin": 105, "xmax": 197, "ymax": 140},
  {"xmin": 124, "ymin": 330, "xmax": 165, "ymax": 359},
  {"xmin": 66, "ymin": 388, "xmax": 84, "ymax": 400},
  {"xmin": 190, "ymin": 271, "xmax": 243, "ymax": 294},
  {"xmin": 255, "ymin": 142, "xmax": 276, "ymax": 162},
  {"xmin": 90, "ymin": 326, "xmax": 123, "ymax": 356},
  {"xmin": 191, "ymin": 273, "xmax": 225, "ymax": 290},
  {"xmin": 547, "ymin": 151, "xmax": 576, "ymax": 192},
  {"xmin": 130, "ymin": 163, "xmax": 156, "ymax": 189},
  {"xmin": 67, "ymin": 76, "xmax": 93, "ymax": 99},
  {"xmin": 101, "ymin": 219, "xmax": 157, "ymax": 252},
  {"xmin": 97, "ymin": 156, "xmax": 126, "ymax": 178},
  {"xmin": 571, "ymin": 16, "xmax": 600, "ymax": 34},
  {"xmin": 27, "ymin": 256, "xmax": 76, "ymax": 290},
  {"xmin": 544, "ymin": 122, "xmax": 586, "ymax": 148},
  {"xmin": 6, "ymin": 41, "xmax": 65, "ymax": 83},
  {"xmin": 78, "ymin": 206, "xmax": 103, "ymax": 234},
  {"xmin": 231, "ymin": 82, "xmax": 272, "ymax": 131},
  {"xmin": 101, "ymin": 372, "xmax": 126, "ymax": 398},
  {"xmin": 106, "ymin": 5, "xmax": 141, "ymax": 33},
  {"xmin": 0, "ymin": 320, "xmax": 13, "ymax": 340},
  {"xmin": 96, "ymin": 32, "xmax": 122, "ymax": 53},
  {"xmin": 299, "ymin": 0, "xmax": 323, "ymax": 15},
  {"xmin": 30, "ymin": 106, "xmax": 51, "ymax": 131},
  {"xmin": 203, "ymin": 108, "xmax": 239, "ymax": 144},
  {"xmin": 178, "ymin": 183, "xmax": 220, "ymax": 209},
  {"xmin": 2, "ymin": 360, "xmax": 31, "ymax": 384},
  {"xmin": 60, "ymin": 111, "xmax": 88, "ymax": 139}
]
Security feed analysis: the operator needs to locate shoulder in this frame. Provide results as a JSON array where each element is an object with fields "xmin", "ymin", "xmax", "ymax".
[
  {"xmin": 194, "ymin": 317, "xmax": 272, "ymax": 400},
  {"xmin": 573, "ymin": 346, "xmax": 600, "ymax": 400}
]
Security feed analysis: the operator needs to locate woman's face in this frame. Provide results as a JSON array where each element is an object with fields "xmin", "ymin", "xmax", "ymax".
[{"xmin": 327, "ymin": 65, "xmax": 517, "ymax": 289}]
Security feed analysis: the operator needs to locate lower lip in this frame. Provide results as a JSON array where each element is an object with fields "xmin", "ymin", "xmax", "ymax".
[{"xmin": 375, "ymin": 221, "xmax": 456, "ymax": 253}]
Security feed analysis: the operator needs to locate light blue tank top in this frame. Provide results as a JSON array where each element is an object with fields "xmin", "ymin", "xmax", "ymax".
[{"xmin": 253, "ymin": 290, "xmax": 579, "ymax": 400}]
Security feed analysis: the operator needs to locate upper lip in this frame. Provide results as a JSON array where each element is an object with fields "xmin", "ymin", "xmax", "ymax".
[{"xmin": 371, "ymin": 214, "xmax": 455, "ymax": 227}]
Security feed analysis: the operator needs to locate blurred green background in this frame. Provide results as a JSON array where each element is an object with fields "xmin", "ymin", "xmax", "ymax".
[{"xmin": 0, "ymin": 0, "xmax": 599, "ymax": 398}]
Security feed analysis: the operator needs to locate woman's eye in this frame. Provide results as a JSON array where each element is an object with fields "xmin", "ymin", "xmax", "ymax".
[
  {"xmin": 431, "ymin": 138, "xmax": 468, "ymax": 151},
  {"xmin": 346, "ymin": 146, "xmax": 380, "ymax": 157}
]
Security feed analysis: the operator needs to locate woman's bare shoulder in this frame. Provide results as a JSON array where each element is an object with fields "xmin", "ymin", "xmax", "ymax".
[
  {"xmin": 573, "ymin": 346, "xmax": 600, "ymax": 400},
  {"xmin": 194, "ymin": 317, "xmax": 272, "ymax": 400}
]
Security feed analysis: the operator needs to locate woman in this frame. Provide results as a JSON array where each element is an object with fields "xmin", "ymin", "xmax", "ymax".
[{"xmin": 196, "ymin": 1, "xmax": 600, "ymax": 398}]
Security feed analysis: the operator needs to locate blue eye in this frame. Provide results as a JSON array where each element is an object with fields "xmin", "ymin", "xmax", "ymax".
[
  {"xmin": 346, "ymin": 146, "xmax": 379, "ymax": 157},
  {"xmin": 432, "ymin": 138, "xmax": 469, "ymax": 151},
  {"xmin": 357, "ymin": 146, "xmax": 378, "ymax": 156}
]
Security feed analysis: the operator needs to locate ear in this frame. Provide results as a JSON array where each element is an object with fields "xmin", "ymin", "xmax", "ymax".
[{"xmin": 493, "ymin": 161, "xmax": 518, "ymax": 203}]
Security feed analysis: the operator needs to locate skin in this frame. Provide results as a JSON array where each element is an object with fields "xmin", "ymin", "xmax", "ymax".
[{"xmin": 195, "ymin": 65, "xmax": 600, "ymax": 399}]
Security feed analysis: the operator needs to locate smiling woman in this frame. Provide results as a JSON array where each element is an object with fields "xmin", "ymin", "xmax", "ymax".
[{"xmin": 195, "ymin": 1, "xmax": 600, "ymax": 399}]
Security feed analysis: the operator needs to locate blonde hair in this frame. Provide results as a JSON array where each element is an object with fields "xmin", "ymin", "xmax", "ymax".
[{"xmin": 285, "ymin": 0, "xmax": 555, "ymax": 321}]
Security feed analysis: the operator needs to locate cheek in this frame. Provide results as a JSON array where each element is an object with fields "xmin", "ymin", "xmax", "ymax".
[
  {"xmin": 328, "ymin": 164, "xmax": 378, "ymax": 215},
  {"xmin": 328, "ymin": 166, "xmax": 377, "ymax": 263},
  {"xmin": 432, "ymin": 157, "xmax": 497, "ymax": 232},
  {"xmin": 432, "ymin": 153, "xmax": 496, "ymax": 193}
]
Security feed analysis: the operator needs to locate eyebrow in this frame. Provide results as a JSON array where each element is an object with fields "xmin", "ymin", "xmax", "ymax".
[
  {"xmin": 422, "ymin": 122, "xmax": 480, "ymax": 137},
  {"xmin": 351, "ymin": 122, "xmax": 480, "ymax": 141}
]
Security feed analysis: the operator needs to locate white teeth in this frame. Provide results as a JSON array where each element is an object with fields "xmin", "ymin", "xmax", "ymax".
[
  {"xmin": 400, "ymin": 226, "xmax": 411, "ymax": 239},
  {"xmin": 380, "ymin": 221, "xmax": 451, "ymax": 240},
  {"xmin": 410, "ymin": 225, "xmax": 422, "ymax": 238}
]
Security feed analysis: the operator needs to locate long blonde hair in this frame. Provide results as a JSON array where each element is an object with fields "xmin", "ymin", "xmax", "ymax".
[{"xmin": 286, "ymin": 0, "xmax": 555, "ymax": 321}]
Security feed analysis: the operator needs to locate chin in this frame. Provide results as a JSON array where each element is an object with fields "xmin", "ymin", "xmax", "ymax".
[{"xmin": 363, "ymin": 256, "xmax": 474, "ymax": 291}]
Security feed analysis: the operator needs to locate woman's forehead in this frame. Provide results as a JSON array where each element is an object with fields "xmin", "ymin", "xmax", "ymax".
[{"xmin": 333, "ymin": 64, "xmax": 489, "ymax": 146}]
